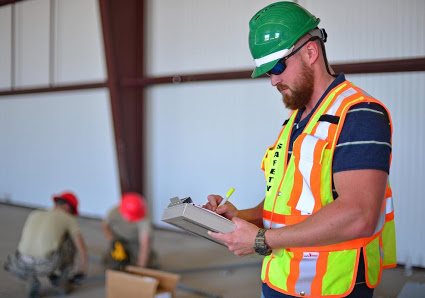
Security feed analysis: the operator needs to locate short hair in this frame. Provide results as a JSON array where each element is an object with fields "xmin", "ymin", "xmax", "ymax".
[{"xmin": 55, "ymin": 198, "xmax": 76, "ymax": 214}]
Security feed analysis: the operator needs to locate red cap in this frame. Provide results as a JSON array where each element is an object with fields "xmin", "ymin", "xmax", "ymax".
[
  {"xmin": 119, "ymin": 192, "xmax": 146, "ymax": 222},
  {"xmin": 53, "ymin": 192, "xmax": 79, "ymax": 215}
]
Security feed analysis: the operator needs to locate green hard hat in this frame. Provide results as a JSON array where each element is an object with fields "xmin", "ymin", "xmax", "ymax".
[{"xmin": 249, "ymin": 2, "xmax": 320, "ymax": 78}]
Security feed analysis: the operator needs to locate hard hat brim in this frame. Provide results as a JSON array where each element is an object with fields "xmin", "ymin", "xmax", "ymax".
[{"xmin": 251, "ymin": 59, "xmax": 279, "ymax": 78}]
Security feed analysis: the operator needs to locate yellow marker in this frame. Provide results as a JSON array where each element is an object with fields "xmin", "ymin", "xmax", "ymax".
[{"xmin": 218, "ymin": 187, "xmax": 235, "ymax": 207}]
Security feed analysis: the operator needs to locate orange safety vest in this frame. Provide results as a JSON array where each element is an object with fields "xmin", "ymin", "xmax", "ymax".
[{"xmin": 260, "ymin": 81, "xmax": 396, "ymax": 297}]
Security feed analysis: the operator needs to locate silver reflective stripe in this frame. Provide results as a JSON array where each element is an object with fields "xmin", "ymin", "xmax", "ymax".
[
  {"xmin": 313, "ymin": 88, "xmax": 357, "ymax": 140},
  {"xmin": 385, "ymin": 196, "xmax": 394, "ymax": 214},
  {"xmin": 264, "ymin": 219, "xmax": 286, "ymax": 229},
  {"xmin": 271, "ymin": 222, "xmax": 286, "ymax": 228},
  {"xmin": 295, "ymin": 252, "xmax": 319, "ymax": 296},
  {"xmin": 263, "ymin": 219, "xmax": 286, "ymax": 229},
  {"xmin": 326, "ymin": 88, "xmax": 357, "ymax": 116},
  {"xmin": 254, "ymin": 47, "xmax": 294, "ymax": 67},
  {"xmin": 296, "ymin": 135, "xmax": 320, "ymax": 214},
  {"xmin": 359, "ymin": 89, "xmax": 376, "ymax": 99},
  {"xmin": 314, "ymin": 121, "xmax": 331, "ymax": 140},
  {"xmin": 373, "ymin": 209, "xmax": 386, "ymax": 234},
  {"xmin": 379, "ymin": 243, "xmax": 384, "ymax": 260}
]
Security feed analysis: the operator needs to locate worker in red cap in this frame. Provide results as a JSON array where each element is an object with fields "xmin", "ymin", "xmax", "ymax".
[
  {"xmin": 102, "ymin": 192, "xmax": 157, "ymax": 270},
  {"xmin": 4, "ymin": 191, "xmax": 88, "ymax": 298}
]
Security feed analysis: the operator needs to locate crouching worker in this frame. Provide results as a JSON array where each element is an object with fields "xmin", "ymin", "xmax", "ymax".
[
  {"xmin": 4, "ymin": 191, "xmax": 88, "ymax": 298},
  {"xmin": 102, "ymin": 192, "xmax": 157, "ymax": 270}
]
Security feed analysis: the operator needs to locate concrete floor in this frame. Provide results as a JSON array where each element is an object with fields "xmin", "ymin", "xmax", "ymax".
[{"xmin": 1, "ymin": 203, "xmax": 424, "ymax": 298}]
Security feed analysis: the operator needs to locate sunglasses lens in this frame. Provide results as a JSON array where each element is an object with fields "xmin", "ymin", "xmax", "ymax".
[{"xmin": 267, "ymin": 61, "xmax": 286, "ymax": 76}]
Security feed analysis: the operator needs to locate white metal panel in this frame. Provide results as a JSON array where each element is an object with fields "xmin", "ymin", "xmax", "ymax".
[
  {"xmin": 147, "ymin": 0, "xmax": 425, "ymax": 76},
  {"xmin": 300, "ymin": 0, "xmax": 425, "ymax": 63},
  {"xmin": 14, "ymin": 0, "xmax": 50, "ymax": 88},
  {"xmin": 347, "ymin": 72, "xmax": 425, "ymax": 267},
  {"xmin": 53, "ymin": 0, "xmax": 106, "ymax": 84},
  {"xmin": 0, "ymin": 89, "xmax": 121, "ymax": 217},
  {"xmin": 144, "ymin": 80, "xmax": 289, "ymax": 229},
  {"xmin": 146, "ymin": 0, "xmax": 278, "ymax": 76},
  {"xmin": 0, "ymin": 6, "xmax": 12, "ymax": 89}
]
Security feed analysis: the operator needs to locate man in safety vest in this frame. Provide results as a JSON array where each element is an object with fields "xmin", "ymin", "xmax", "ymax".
[{"xmin": 204, "ymin": 2, "xmax": 396, "ymax": 297}]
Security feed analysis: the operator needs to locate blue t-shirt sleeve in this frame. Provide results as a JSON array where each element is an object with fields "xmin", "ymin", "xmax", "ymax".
[{"xmin": 332, "ymin": 102, "xmax": 392, "ymax": 174}]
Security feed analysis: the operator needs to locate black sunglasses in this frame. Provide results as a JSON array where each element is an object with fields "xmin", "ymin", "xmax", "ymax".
[{"xmin": 266, "ymin": 36, "xmax": 320, "ymax": 76}]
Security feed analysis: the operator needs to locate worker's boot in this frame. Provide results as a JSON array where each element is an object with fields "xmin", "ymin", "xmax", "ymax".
[
  {"xmin": 55, "ymin": 268, "xmax": 72, "ymax": 296},
  {"xmin": 48, "ymin": 273, "xmax": 60, "ymax": 287},
  {"xmin": 28, "ymin": 277, "xmax": 40, "ymax": 298}
]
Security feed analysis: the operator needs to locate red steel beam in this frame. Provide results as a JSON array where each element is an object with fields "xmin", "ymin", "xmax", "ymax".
[{"xmin": 121, "ymin": 57, "xmax": 425, "ymax": 86}]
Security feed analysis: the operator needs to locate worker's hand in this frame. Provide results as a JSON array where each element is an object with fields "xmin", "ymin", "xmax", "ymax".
[
  {"xmin": 69, "ymin": 272, "xmax": 86, "ymax": 284},
  {"xmin": 208, "ymin": 217, "xmax": 258, "ymax": 257},
  {"xmin": 203, "ymin": 194, "xmax": 239, "ymax": 220}
]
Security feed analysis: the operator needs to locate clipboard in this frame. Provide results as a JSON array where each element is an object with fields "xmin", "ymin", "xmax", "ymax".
[{"xmin": 161, "ymin": 196, "xmax": 236, "ymax": 246}]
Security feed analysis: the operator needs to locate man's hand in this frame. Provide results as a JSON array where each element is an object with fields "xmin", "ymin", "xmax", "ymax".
[
  {"xmin": 203, "ymin": 194, "xmax": 239, "ymax": 220},
  {"xmin": 208, "ymin": 217, "xmax": 259, "ymax": 257}
]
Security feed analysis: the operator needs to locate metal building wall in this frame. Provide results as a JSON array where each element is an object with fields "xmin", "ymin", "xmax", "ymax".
[{"xmin": 0, "ymin": 0, "xmax": 121, "ymax": 217}]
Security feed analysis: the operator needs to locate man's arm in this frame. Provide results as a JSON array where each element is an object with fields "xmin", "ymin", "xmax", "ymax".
[
  {"xmin": 101, "ymin": 220, "xmax": 115, "ymax": 243},
  {"xmin": 72, "ymin": 233, "xmax": 88, "ymax": 273},
  {"xmin": 209, "ymin": 169, "xmax": 387, "ymax": 256},
  {"xmin": 137, "ymin": 232, "xmax": 151, "ymax": 267}
]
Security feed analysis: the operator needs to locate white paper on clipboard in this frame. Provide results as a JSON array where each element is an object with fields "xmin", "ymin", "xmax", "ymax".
[{"xmin": 161, "ymin": 197, "xmax": 236, "ymax": 246}]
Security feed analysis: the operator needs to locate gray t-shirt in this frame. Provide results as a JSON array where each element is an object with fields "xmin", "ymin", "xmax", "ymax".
[
  {"xmin": 105, "ymin": 206, "xmax": 151, "ymax": 242},
  {"xmin": 105, "ymin": 206, "xmax": 152, "ymax": 263}
]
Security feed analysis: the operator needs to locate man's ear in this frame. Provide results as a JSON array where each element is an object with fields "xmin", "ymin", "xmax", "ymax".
[{"xmin": 305, "ymin": 41, "xmax": 320, "ymax": 65}]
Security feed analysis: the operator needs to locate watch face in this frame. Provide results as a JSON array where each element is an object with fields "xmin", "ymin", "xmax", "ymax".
[
  {"xmin": 255, "ymin": 229, "xmax": 272, "ymax": 256},
  {"xmin": 256, "ymin": 247, "xmax": 267, "ymax": 255},
  {"xmin": 256, "ymin": 246, "xmax": 272, "ymax": 256}
]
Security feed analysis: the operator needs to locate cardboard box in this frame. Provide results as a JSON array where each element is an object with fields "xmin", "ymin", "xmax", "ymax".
[{"xmin": 106, "ymin": 266, "xmax": 181, "ymax": 298}]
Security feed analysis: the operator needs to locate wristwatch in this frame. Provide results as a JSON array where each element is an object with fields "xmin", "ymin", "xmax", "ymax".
[{"xmin": 254, "ymin": 229, "xmax": 272, "ymax": 256}]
